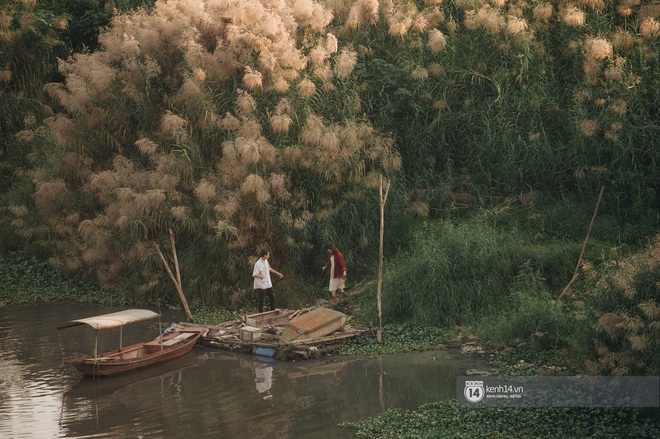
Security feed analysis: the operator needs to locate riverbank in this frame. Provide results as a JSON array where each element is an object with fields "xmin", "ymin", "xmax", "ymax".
[
  {"xmin": 0, "ymin": 250, "xmax": 582, "ymax": 370},
  {"xmin": 4, "ymin": 251, "xmax": 658, "ymax": 438}
]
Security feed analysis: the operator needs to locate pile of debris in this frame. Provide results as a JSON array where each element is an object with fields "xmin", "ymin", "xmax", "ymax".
[{"xmin": 173, "ymin": 307, "xmax": 369, "ymax": 360}]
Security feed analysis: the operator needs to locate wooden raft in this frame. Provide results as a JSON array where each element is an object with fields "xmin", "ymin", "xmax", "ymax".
[{"xmin": 171, "ymin": 307, "xmax": 369, "ymax": 360}]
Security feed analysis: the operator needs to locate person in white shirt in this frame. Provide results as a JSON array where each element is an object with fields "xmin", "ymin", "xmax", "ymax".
[{"xmin": 252, "ymin": 248, "xmax": 283, "ymax": 313}]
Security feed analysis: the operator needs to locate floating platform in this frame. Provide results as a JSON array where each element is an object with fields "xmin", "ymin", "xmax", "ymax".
[{"xmin": 171, "ymin": 307, "xmax": 369, "ymax": 360}]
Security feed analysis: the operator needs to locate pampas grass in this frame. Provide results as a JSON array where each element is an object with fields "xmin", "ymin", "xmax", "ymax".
[
  {"xmin": 427, "ymin": 29, "xmax": 447, "ymax": 52},
  {"xmin": 7, "ymin": 0, "xmax": 659, "ymax": 313},
  {"xmin": 563, "ymin": 5, "xmax": 586, "ymax": 27},
  {"xmin": 640, "ymin": 17, "xmax": 660, "ymax": 39},
  {"xmin": 296, "ymin": 78, "xmax": 317, "ymax": 98}
]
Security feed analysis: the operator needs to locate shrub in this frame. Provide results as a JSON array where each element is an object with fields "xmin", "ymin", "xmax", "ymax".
[
  {"xmin": 476, "ymin": 264, "xmax": 584, "ymax": 350},
  {"xmin": 579, "ymin": 234, "xmax": 660, "ymax": 375}
]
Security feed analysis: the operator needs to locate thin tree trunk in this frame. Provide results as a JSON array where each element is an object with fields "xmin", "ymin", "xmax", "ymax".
[
  {"xmin": 377, "ymin": 175, "xmax": 390, "ymax": 343},
  {"xmin": 559, "ymin": 186, "xmax": 605, "ymax": 299},
  {"xmin": 154, "ymin": 229, "xmax": 195, "ymax": 322}
]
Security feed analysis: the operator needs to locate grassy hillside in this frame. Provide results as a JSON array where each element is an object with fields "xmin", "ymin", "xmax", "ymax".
[{"xmin": 1, "ymin": 0, "xmax": 658, "ymax": 343}]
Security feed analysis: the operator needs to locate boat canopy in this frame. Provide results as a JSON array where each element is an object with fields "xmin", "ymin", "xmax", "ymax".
[{"xmin": 58, "ymin": 309, "xmax": 160, "ymax": 330}]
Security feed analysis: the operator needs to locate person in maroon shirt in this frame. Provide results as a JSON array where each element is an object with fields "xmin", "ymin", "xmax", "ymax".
[{"xmin": 322, "ymin": 243, "xmax": 347, "ymax": 301}]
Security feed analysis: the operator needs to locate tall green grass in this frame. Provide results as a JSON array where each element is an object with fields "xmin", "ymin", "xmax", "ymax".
[
  {"xmin": 361, "ymin": 209, "xmax": 589, "ymax": 330},
  {"xmin": 373, "ymin": 215, "xmax": 524, "ymax": 326},
  {"xmin": 475, "ymin": 263, "xmax": 586, "ymax": 350}
]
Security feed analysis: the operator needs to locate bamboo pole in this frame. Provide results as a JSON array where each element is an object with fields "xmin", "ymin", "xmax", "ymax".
[
  {"xmin": 559, "ymin": 186, "xmax": 605, "ymax": 299},
  {"xmin": 154, "ymin": 229, "xmax": 195, "ymax": 322},
  {"xmin": 377, "ymin": 175, "xmax": 390, "ymax": 343}
]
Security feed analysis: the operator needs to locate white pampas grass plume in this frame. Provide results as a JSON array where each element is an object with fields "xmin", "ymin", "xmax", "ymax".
[
  {"xmin": 640, "ymin": 17, "xmax": 660, "ymax": 39},
  {"xmin": 194, "ymin": 179, "xmax": 217, "ymax": 201},
  {"xmin": 585, "ymin": 37, "xmax": 612, "ymax": 60},
  {"xmin": 299, "ymin": 114, "xmax": 324, "ymax": 145},
  {"xmin": 297, "ymin": 78, "xmax": 316, "ymax": 98},
  {"xmin": 563, "ymin": 5, "xmax": 585, "ymax": 27},
  {"xmin": 507, "ymin": 17, "xmax": 528, "ymax": 35},
  {"xmin": 612, "ymin": 29, "xmax": 634, "ymax": 49},
  {"xmin": 427, "ymin": 29, "xmax": 447, "ymax": 52},
  {"xmin": 335, "ymin": 49, "xmax": 358, "ymax": 78},
  {"xmin": 160, "ymin": 111, "xmax": 187, "ymax": 136},
  {"xmin": 15, "ymin": 130, "xmax": 34, "ymax": 142},
  {"xmin": 310, "ymin": 46, "xmax": 330, "ymax": 67},
  {"xmin": 243, "ymin": 67, "xmax": 263, "ymax": 90},
  {"xmin": 271, "ymin": 76, "xmax": 290, "ymax": 93},
  {"xmin": 135, "ymin": 138, "xmax": 158, "ymax": 156},
  {"xmin": 0, "ymin": 69, "xmax": 12, "ymax": 83},
  {"xmin": 220, "ymin": 112, "xmax": 241, "ymax": 131},
  {"xmin": 241, "ymin": 174, "xmax": 271, "ymax": 203},
  {"xmin": 235, "ymin": 137, "xmax": 261, "ymax": 165},
  {"xmin": 270, "ymin": 114, "xmax": 293, "ymax": 134},
  {"xmin": 291, "ymin": 0, "xmax": 334, "ymax": 31},
  {"xmin": 422, "ymin": 7, "xmax": 444, "ymax": 28},
  {"xmin": 533, "ymin": 3, "xmax": 553, "ymax": 21},
  {"xmin": 236, "ymin": 89, "xmax": 257, "ymax": 116},
  {"xmin": 175, "ymin": 78, "xmax": 202, "ymax": 108},
  {"xmin": 412, "ymin": 13, "xmax": 430, "ymax": 33},
  {"xmin": 579, "ymin": 119, "xmax": 600, "ymax": 137},
  {"xmin": 609, "ymin": 100, "xmax": 628, "ymax": 115},
  {"xmin": 411, "ymin": 66, "xmax": 429, "ymax": 81},
  {"xmin": 326, "ymin": 33, "xmax": 338, "ymax": 53}
]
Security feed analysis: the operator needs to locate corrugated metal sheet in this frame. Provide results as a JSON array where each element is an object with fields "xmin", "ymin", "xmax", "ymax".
[
  {"xmin": 58, "ymin": 309, "xmax": 159, "ymax": 330},
  {"xmin": 280, "ymin": 307, "xmax": 347, "ymax": 343}
]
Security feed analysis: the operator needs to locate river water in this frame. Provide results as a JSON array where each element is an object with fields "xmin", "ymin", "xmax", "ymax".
[{"xmin": 0, "ymin": 303, "xmax": 487, "ymax": 439}]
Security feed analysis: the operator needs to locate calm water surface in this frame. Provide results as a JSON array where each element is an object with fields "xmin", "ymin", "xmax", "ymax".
[{"xmin": 0, "ymin": 303, "xmax": 487, "ymax": 438}]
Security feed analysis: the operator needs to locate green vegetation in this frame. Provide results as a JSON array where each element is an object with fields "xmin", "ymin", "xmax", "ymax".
[
  {"xmin": 337, "ymin": 323, "xmax": 453, "ymax": 355},
  {"xmin": 342, "ymin": 400, "xmax": 660, "ymax": 438},
  {"xmin": 0, "ymin": 251, "xmax": 149, "ymax": 307},
  {"xmin": 1, "ymin": 7, "xmax": 659, "ymax": 439},
  {"xmin": 2, "ymin": 0, "xmax": 658, "ymax": 307}
]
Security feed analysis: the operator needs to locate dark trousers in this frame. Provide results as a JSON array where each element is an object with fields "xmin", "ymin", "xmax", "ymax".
[{"xmin": 256, "ymin": 288, "xmax": 275, "ymax": 313}]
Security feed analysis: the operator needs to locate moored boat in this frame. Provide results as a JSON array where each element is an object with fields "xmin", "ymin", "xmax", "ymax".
[{"xmin": 58, "ymin": 309, "xmax": 206, "ymax": 377}]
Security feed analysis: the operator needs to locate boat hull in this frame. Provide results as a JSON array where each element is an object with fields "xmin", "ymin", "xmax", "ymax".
[{"xmin": 64, "ymin": 329, "xmax": 206, "ymax": 377}]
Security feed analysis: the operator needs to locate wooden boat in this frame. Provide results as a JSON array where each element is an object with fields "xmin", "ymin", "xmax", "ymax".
[
  {"xmin": 279, "ymin": 307, "xmax": 347, "ymax": 344},
  {"xmin": 58, "ymin": 309, "xmax": 207, "ymax": 377},
  {"xmin": 65, "ymin": 351, "xmax": 208, "ymax": 398}
]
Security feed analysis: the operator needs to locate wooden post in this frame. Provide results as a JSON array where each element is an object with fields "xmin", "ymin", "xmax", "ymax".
[
  {"xmin": 154, "ymin": 229, "xmax": 195, "ymax": 322},
  {"xmin": 377, "ymin": 175, "xmax": 390, "ymax": 343},
  {"xmin": 559, "ymin": 186, "xmax": 605, "ymax": 299}
]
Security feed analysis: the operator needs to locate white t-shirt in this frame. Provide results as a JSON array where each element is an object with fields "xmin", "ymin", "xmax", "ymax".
[{"xmin": 253, "ymin": 258, "xmax": 272, "ymax": 289}]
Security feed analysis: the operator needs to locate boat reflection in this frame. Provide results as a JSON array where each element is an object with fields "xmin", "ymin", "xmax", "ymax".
[{"xmin": 65, "ymin": 347, "xmax": 208, "ymax": 399}]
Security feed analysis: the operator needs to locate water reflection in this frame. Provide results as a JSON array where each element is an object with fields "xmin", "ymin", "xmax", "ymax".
[
  {"xmin": 254, "ymin": 362, "xmax": 274, "ymax": 400},
  {"xmin": 0, "ymin": 303, "xmax": 488, "ymax": 439}
]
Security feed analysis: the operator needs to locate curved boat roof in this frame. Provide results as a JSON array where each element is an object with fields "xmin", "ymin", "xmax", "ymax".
[{"xmin": 58, "ymin": 309, "xmax": 159, "ymax": 330}]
